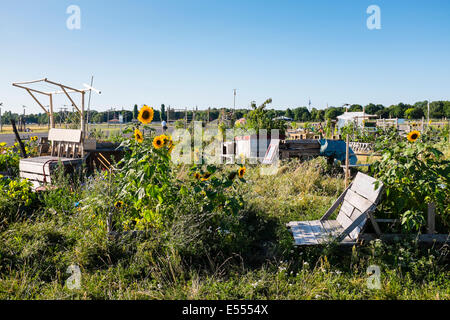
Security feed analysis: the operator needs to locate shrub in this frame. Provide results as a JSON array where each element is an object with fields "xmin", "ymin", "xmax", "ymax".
[
  {"xmin": 371, "ymin": 128, "xmax": 450, "ymax": 232},
  {"xmin": 0, "ymin": 178, "xmax": 38, "ymax": 229}
]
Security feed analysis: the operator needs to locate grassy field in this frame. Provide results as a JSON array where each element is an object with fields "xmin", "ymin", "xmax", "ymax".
[
  {"xmin": 0, "ymin": 123, "xmax": 448, "ymax": 300},
  {"xmin": 0, "ymin": 158, "xmax": 448, "ymax": 300}
]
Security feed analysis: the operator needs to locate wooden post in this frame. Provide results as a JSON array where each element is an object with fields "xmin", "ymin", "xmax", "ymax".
[
  {"xmin": 81, "ymin": 91, "xmax": 85, "ymax": 137},
  {"xmin": 11, "ymin": 119, "xmax": 27, "ymax": 158},
  {"xmin": 345, "ymin": 135, "xmax": 350, "ymax": 188},
  {"xmin": 427, "ymin": 203, "xmax": 436, "ymax": 234},
  {"xmin": 49, "ymin": 94, "xmax": 55, "ymax": 128}
]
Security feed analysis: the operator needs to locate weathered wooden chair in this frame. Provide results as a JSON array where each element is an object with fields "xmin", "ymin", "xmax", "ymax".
[
  {"xmin": 19, "ymin": 129, "xmax": 85, "ymax": 188},
  {"xmin": 287, "ymin": 172, "xmax": 384, "ymax": 246}
]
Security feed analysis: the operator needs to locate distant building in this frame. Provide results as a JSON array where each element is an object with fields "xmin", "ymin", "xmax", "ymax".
[
  {"xmin": 336, "ymin": 112, "xmax": 376, "ymax": 129},
  {"xmin": 273, "ymin": 116, "xmax": 293, "ymax": 121}
]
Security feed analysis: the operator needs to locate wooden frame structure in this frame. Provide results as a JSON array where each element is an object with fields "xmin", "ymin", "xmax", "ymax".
[{"xmin": 12, "ymin": 78, "xmax": 101, "ymax": 137}]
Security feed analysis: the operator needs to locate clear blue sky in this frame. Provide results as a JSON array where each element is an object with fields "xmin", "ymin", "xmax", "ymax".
[{"xmin": 1, "ymin": 0, "xmax": 449, "ymax": 114}]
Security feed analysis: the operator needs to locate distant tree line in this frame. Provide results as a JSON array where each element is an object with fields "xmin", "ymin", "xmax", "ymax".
[{"xmin": 1, "ymin": 101, "xmax": 449, "ymax": 125}]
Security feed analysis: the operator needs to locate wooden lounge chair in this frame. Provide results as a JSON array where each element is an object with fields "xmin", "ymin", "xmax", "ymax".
[
  {"xmin": 19, "ymin": 129, "xmax": 86, "ymax": 188},
  {"xmin": 287, "ymin": 172, "xmax": 384, "ymax": 246}
]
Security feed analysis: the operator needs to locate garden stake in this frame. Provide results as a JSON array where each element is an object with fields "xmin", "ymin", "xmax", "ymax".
[{"xmin": 10, "ymin": 119, "xmax": 27, "ymax": 158}]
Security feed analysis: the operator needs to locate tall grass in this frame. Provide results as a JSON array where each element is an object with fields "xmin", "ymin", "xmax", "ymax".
[{"xmin": 0, "ymin": 158, "xmax": 448, "ymax": 300}]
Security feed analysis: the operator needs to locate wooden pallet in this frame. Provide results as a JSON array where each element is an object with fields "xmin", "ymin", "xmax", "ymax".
[{"xmin": 280, "ymin": 139, "xmax": 321, "ymax": 160}]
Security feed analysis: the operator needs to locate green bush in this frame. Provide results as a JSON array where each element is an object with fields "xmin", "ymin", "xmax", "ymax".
[{"xmin": 372, "ymin": 128, "xmax": 450, "ymax": 232}]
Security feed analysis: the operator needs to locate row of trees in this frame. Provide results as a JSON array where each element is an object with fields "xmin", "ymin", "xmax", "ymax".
[
  {"xmin": 1, "ymin": 101, "xmax": 449, "ymax": 125},
  {"xmin": 282, "ymin": 101, "xmax": 450, "ymax": 122}
]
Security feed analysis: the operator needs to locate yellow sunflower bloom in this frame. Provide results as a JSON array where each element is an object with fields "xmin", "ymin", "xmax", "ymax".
[
  {"xmin": 194, "ymin": 172, "xmax": 201, "ymax": 180},
  {"xmin": 238, "ymin": 166, "xmax": 246, "ymax": 179},
  {"xmin": 407, "ymin": 130, "xmax": 420, "ymax": 142},
  {"xmin": 160, "ymin": 134, "xmax": 173, "ymax": 147},
  {"xmin": 138, "ymin": 105, "xmax": 154, "ymax": 125},
  {"xmin": 114, "ymin": 201, "xmax": 124, "ymax": 209},
  {"xmin": 201, "ymin": 172, "xmax": 212, "ymax": 181},
  {"xmin": 134, "ymin": 129, "xmax": 144, "ymax": 143},
  {"xmin": 153, "ymin": 135, "xmax": 165, "ymax": 149}
]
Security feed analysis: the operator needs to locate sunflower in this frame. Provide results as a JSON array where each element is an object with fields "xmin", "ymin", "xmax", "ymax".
[
  {"xmin": 201, "ymin": 172, "xmax": 212, "ymax": 181},
  {"xmin": 160, "ymin": 134, "xmax": 173, "ymax": 147},
  {"xmin": 407, "ymin": 130, "xmax": 420, "ymax": 142},
  {"xmin": 153, "ymin": 135, "xmax": 165, "ymax": 149},
  {"xmin": 138, "ymin": 105, "xmax": 154, "ymax": 125},
  {"xmin": 114, "ymin": 201, "xmax": 124, "ymax": 209},
  {"xmin": 238, "ymin": 166, "xmax": 246, "ymax": 179},
  {"xmin": 134, "ymin": 129, "xmax": 144, "ymax": 143},
  {"xmin": 194, "ymin": 172, "xmax": 201, "ymax": 180},
  {"xmin": 30, "ymin": 136, "xmax": 38, "ymax": 141}
]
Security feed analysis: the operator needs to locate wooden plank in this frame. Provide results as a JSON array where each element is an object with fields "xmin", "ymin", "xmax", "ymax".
[
  {"xmin": 349, "ymin": 207, "xmax": 362, "ymax": 221},
  {"xmin": 345, "ymin": 189, "xmax": 374, "ymax": 212},
  {"xmin": 337, "ymin": 213, "xmax": 367, "ymax": 241},
  {"xmin": 337, "ymin": 209, "xmax": 354, "ymax": 231},
  {"xmin": 350, "ymin": 172, "xmax": 383, "ymax": 203},
  {"xmin": 283, "ymin": 139, "xmax": 319, "ymax": 144},
  {"xmin": 290, "ymin": 221, "xmax": 318, "ymax": 245},
  {"xmin": 20, "ymin": 157, "xmax": 83, "ymax": 176},
  {"xmin": 307, "ymin": 221, "xmax": 329, "ymax": 244},
  {"xmin": 20, "ymin": 171, "xmax": 51, "ymax": 183},
  {"xmin": 48, "ymin": 129, "xmax": 82, "ymax": 143},
  {"xmin": 321, "ymin": 220, "xmax": 344, "ymax": 236},
  {"xmin": 339, "ymin": 200, "xmax": 355, "ymax": 219},
  {"xmin": 20, "ymin": 162, "xmax": 52, "ymax": 175}
]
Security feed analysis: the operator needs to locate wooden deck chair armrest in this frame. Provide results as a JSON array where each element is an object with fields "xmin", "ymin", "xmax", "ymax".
[
  {"xmin": 336, "ymin": 212, "xmax": 367, "ymax": 242},
  {"xmin": 320, "ymin": 183, "xmax": 352, "ymax": 222}
]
